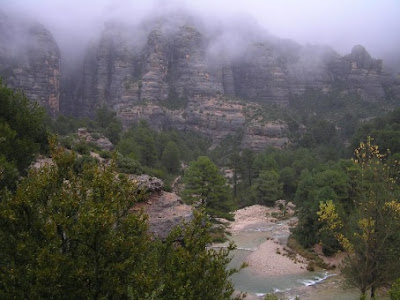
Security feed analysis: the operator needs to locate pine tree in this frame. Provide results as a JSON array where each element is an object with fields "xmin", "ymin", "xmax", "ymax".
[
  {"xmin": 161, "ymin": 141, "xmax": 180, "ymax": 174},
  {"xmin": 250, "ymin": 170, "xmax": 282, "ymax": 206},
  {"xmin": 183, "ymin": 156, "xmax": 233, "ymax": 219},
  {"xmin": 0, "ymin": 142, "xmax": 152, "ymax": 298}
]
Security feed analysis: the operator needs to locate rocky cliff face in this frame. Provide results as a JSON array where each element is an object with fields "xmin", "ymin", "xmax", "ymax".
[
  {"xmin": 1, "ymin": 11, "xmax": 399, "ymax": 149},
  {"xmin": 70, "ymin": 18, "xmax": 398, "ymax": 111},
  {"xmin": 0, "ymin": 11, "xmax": 60, "ymax": 115},
  {"xmin": 65, "ymin": 18, "xmax": 397, "ymax": 148}
]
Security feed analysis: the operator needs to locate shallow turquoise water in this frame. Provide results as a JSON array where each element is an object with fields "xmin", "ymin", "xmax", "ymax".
[
  {"xmin": 225, "ymin": 231, "xmax": 332, "ymax": 297},
  {"xmin": 214, "ymin": 222, "xmax": 358, "ymax": 299}
]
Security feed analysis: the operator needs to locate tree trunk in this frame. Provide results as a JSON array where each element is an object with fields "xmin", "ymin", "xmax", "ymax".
[{"xmin": 371, "ymin": 285, "xmax": 375, "ymax": 299}]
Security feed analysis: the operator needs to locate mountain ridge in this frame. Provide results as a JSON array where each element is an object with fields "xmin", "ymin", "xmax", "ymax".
[{"xmin": 1, "ymin": 10, "xmax": 399, "ymax": 149}]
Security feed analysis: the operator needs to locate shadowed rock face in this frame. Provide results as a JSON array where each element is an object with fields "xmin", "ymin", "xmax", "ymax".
[{"xmin": 0, "ymin": 11, "xmax": 60, "ymax": 116}]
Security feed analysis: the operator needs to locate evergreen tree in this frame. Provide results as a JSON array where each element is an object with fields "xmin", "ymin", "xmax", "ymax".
[
  {"xmin": 152, "ymin": 210, "xmax": 245, "ymax": 300},
  {"xmin": 94, "ymin": 105, "xmax": 122, "ymax": 144},
  {"xmin": 279, "ymin": 166, "xmax": 296, "ymax": 198},
  {"xmin": 0, "ymin": 143, "xmax": 152, "ymax": 298},
  {"xmin": 228, "ymin": 152, "xmax": 241, "ymax": 197},
  {"xmin": 161, "ymin": 141, "xmax": 180, "ymax": 174},
  {"xmin": 240, "ymin": 149, "xmax": 255, "ymax": 187},
  {"xmin": 250, "ymin": 170, "xmax": 282, "ymax": 206},
  {"xmin": 183, "ymin": 156, "xmax": 233, "ymax": 219}
]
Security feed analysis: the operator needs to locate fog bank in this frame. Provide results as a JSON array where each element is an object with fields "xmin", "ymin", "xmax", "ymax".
[{"xmin": 3, "ymin": 0, "xmax": 400, "ymax": 71}]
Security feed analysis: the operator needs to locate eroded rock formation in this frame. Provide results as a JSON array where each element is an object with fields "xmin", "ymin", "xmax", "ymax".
[
  {"xmin": 1, "ymin": 11, "xmax": 399, "ymax": 149},
  {"xmin": 0, "ymin": 11, "xmax": 60, "ymax": 115},
  {"xmin": 135, "ymin": 191, "xmax": 193, "ymax": 239}
]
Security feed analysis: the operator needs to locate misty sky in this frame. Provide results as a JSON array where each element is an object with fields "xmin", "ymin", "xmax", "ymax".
[{"xmin": 3, "ymin": 0, "xmax": 400, "ymax": 65}]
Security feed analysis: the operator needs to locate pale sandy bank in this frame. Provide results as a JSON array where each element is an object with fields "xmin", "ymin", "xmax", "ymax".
[
  {"xmin": 246, "ymin": 239, "xmax": 308, "ymax": 276},
  {"xmin": 230, "ymin": 204, "xmax": 307, "ymax": 277}
]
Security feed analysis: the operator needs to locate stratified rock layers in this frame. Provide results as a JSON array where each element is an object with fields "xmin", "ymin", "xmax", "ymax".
[
  {"xmin": 1, "ymin": 12, "xmax": 399, "ymax": 149},
  {"xmin": 72, "ymin": 21, "xmax": 396, "ymax": 148},
  {"xmin": 0, "ymin": 11, "xmax": 60, "ymax": 115}
]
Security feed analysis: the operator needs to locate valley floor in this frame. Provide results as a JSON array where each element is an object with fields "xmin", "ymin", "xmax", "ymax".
[
  {"xmin": 224, "ymin": 205, "xmax": 359, "ymax": 300},
  {"xmin": 230, "ymin": 205, "xmax": 308, "ymax": 277}
]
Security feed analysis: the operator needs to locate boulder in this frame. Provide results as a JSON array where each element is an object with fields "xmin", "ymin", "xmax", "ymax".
[
  {"xmin": 130, "ymin": 174, "xmax": 164, "ymax": 193},
  {"xmin": 141, "ymin": 191, "xmax": 193, "ymax": 239}
]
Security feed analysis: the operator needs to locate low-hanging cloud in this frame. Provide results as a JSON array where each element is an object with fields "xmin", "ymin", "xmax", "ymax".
[{"xmin": 3, "ymin": 0, "xmax": 400, "ymax": 71}]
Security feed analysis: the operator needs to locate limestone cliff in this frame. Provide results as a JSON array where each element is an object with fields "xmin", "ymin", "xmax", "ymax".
[
  {"xmin": 66, "ymin": 18, "xmax": 397, "ymax": 148},
  {"xmin": 0, "ymin": 11, "xmax": 60, "ymax": 115},
  {"xmin": 1, "ymin": 11, "xmax": 399, "ymax": 149}
]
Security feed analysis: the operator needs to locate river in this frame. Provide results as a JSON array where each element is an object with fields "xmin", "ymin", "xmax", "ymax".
[{"xmin": 213, "ymin": 212, "xmax": 359, "ymax": 299}]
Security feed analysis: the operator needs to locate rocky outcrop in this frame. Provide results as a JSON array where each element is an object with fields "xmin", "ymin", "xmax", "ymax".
[
  {"xmin": 130, "ymin": 174, "xmax": 164, "ymax": 193},
  {"xmin": 138, "ymin": 191, "xmax": 193, "ymax": 239},
  {"xmin": 0, "ymin": 11, "xmax": 60, "ymax": 115},
  {"xmin": 117, "ymin": 94, "xmax": 290, "ymax": 149},
  {"xmin": 330, "ymin": 45, "xmax": 386, "ymax": 102},
  {"xmin": 77, "ymin": 128, "xmax": 114, "ymax": 150},
  {"xmin": 241, "ymin": 121, "xmax": 289, "ymax": 150}
]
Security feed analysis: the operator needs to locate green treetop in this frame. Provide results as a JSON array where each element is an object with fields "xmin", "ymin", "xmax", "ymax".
[
  {"xmin": 183, "ymin": 156, "xmax": 234, "ymax": 220},
  {"xmin": 161, "ymin": 141, "xmax": 180, "ymax": 174}
]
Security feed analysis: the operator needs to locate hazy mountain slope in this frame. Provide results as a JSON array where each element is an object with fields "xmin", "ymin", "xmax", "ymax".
[
  {"xmin": 1, "ymin": 11, "xmax": 400, "ymax": 149},
  {"xmin": 0, "ymin": 10, "xmax": 60, "ymax": 116}
]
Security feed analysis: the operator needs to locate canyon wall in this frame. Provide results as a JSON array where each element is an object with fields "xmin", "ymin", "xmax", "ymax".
[{"xmin": 1, "ymin": 11, "xmax": 399, "ymax": 148}]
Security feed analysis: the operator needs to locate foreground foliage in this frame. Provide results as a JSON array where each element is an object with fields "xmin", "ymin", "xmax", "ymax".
[
  {"xmin": 390, "ymin": 278, "xmax": 400, "ymax": 300},
  {"xmin": 0, "ymin": 80, "xmax": 48, "ymax": 190},
  {"xmin": 318, "ymin": 138, "xmax": 400, "ymax": 299},
  {"xmin": 0, "ymin": 144, "xmax": 241, "ymax": 299}
]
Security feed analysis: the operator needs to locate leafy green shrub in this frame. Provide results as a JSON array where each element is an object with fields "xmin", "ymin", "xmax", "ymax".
[
  {"xmin": 142, "ymin": 166, "xmax": 165, "ymax": 180},
  {"xmin": 87, "ymin": 141, "xmax": 101, "ymax": 152},
  {"xmin": 73, "ymin": 155, "xmax": 98, "ymax": 173},
  {"xmin": 59, "ymin": 135, "xmax": 74, "ymax": 149},
  {"xmin": 0, "ymin": 156, "xmax": 19, "ymax": 191},
  {"xmin": 99, "ymin": 150, "xmax": 112, "ymax": 159},
  {"xmin": 72, "ymin": 141, "xmax": 90, "ymax": 155},
  {"xmin": 390, "ymin": 278, "xmax": 400, "ymax": 300},
  {"xmin": 287, "ymin": 237, "xmax": 330, "ymax": 270},
  {"xmin": 91, "ymin": 132, "xmax": 100, "ymax": 140},
  {"xmin": 1, "ymin": 146, "xmax": 244, "ymax": 299}
]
